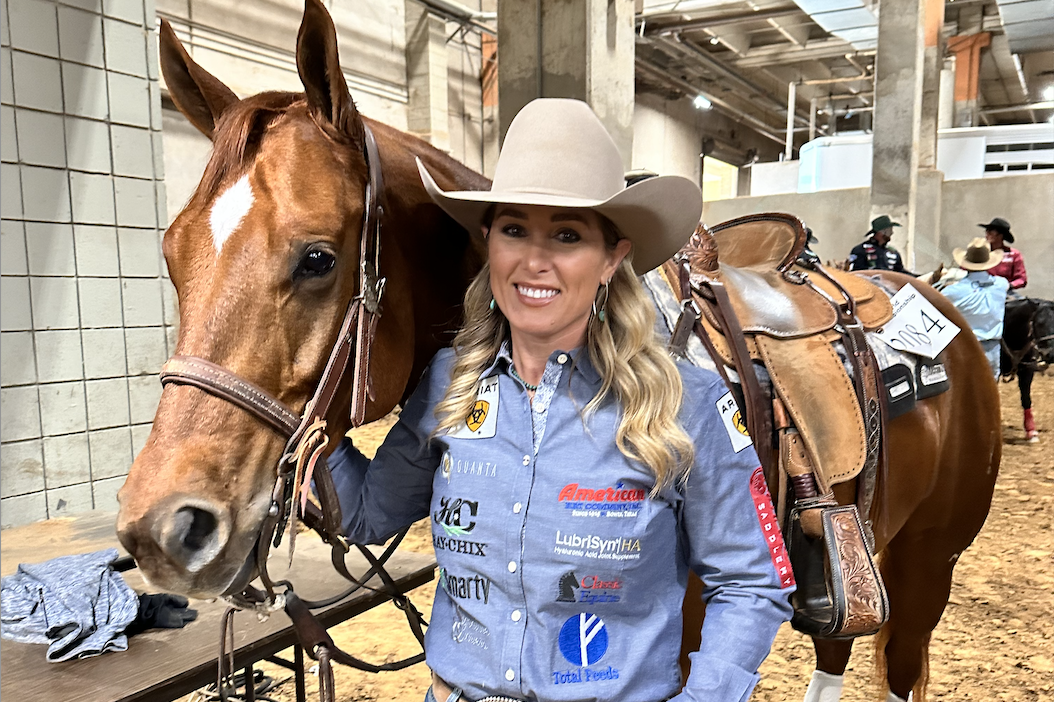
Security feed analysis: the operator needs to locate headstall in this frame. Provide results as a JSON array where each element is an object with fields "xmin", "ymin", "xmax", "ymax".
[{"xmin": 158, "ymin": 123, "xmax": 426, "ymax": 702}]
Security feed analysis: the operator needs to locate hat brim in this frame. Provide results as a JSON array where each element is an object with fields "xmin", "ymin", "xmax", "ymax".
[
  {"xmin": 977, "ymin": 222, "xmax": 1013, "ymax": 243},
  {"xmin": 418, "ymin": 159, "xmax": 702, "ymax": 275},
  {"xmin": 953, "ymin": 247, "xmax": 1002, "ymax": 271}
]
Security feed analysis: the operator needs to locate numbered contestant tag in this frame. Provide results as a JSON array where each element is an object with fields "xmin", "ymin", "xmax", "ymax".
[{"xmin": 875, "ymin": 284, "xmax": 960, "ymax": 359}]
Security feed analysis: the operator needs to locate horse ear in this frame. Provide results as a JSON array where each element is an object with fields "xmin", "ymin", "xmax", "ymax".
[
  {"xmin": 296, "ymin": 0, "xmax": 361, "ymax": 142},
  {"xmin": 158, "ymin": 20, "xmax": 238, "ymax": 140}
]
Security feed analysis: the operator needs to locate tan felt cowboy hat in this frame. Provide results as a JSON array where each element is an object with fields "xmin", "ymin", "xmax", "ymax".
[
  {"xmin": 417, "ymin": 98, "xmax": 703, "ymax": 275},
  {"xmin": 954, "ymin": 237, "xmax": 1002, "ymax": 271}
]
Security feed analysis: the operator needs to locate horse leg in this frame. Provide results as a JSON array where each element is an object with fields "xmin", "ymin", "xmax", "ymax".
[
  {"xmin": 802, "ymin": 638, "xmax": 853, "ymax": 702},
  {"xmin": 1018, "ymin": 366, "xmax": 1037, "ymax": 441}
]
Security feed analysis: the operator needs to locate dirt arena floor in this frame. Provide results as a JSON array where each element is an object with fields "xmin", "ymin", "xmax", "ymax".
[{"xmin": 206, "ymin": 373, "xmax": 1052, "ymax": 702}]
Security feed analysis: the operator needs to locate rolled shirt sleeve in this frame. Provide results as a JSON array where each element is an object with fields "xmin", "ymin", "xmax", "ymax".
[{"xmin": 671, "ymin": 370, "xmax": 795, "ymax": 702}]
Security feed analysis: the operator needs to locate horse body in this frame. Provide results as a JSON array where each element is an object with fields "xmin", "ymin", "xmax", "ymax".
[
  {"xmin": 117, "ymin": 2, "xmax": 1001, "ymax": 700},
  {"xmin": 1001, "ymin": 297, "xmax": 1054, "ymax": 442}
]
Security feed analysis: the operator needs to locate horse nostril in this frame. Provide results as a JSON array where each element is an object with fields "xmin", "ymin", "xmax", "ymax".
[{"xmin": 157, "ymin": 503, "xmax": 230, "ymax": 573}]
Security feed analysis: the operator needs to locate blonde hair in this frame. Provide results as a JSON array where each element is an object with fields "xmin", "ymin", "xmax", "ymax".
[{"xmin": 434, "ymin": 234, "xmax": 695, "ymax": 493}]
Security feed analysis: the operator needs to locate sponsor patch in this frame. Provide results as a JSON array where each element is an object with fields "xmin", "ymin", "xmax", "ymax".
[
  {"xmin": 919, "ymin": 362, "xmax": 948, "ymax": 386},
  {"xmin": 556, "ymin": 571, "xmax": 622, "ymax": 604},
  {"xmin": 558, "ymin": 482, "xmax": 644, "ymax": 518},
  {"xmin": 440, "ymin": 568, "xmax": 492, "ymax": 604},
  {"xmin": 452, "ymin": 376, "xmax": 499, "ymax": 439},
  {"xmin": 433, "ymin": 534, "xmax": 487, "ymax": 557},
  {"xmin": 716, "ymin": 391, "xmax": 753, "ymax": 453},
  {"xmin": 553, "ymin": 530, "xmax": 641, "ymax": 562},
  {"xmin": 749, "ymin": 467, "xmax": 795, "ymax": 588},
  {"xmin": 451, "ymin": 609, "xmax": 489, "ymax": 649},
  {"xmin": 433, "ymin": 496, "xmax": 478, "ymax": 536},
  {"xmin": 552, "ymin": 614, "xmax": 620, "ymax": 685}
]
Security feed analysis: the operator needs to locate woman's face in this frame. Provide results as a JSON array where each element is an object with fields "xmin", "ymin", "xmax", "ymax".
[
  {"xmin": 985, "ymin": 228, "xmax": 1005, "ymax": 250},
  {"xmin": 487, "ymin": 205, "xmax": 631, "ymax": 352}
]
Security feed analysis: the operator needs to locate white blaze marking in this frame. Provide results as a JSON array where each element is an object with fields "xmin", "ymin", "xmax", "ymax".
[{"xmin": 209, "ymin": 175, "xmax": 254, "ymax": 253}]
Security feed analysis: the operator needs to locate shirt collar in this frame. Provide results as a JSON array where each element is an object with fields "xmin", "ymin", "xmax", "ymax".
[{"xmin": 482, "ymin": 341, "xmax": 601, "ymax": 387}]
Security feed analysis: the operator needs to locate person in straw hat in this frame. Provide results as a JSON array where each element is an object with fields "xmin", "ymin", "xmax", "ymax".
[
  {"xmin": 328, "ymin": 98, "xmax": 793, "ymax": 702},
  {"xmin": 942, "ymin": 237, "xmax": 1010, "ymax": 379}
]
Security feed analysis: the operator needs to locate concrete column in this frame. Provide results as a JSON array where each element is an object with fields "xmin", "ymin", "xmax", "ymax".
[
  {"xmin": 405, "ymin": 1, "xmax": 450, "ymax": 151},
  {"xmin": 497, "ymin": 0, "xmax": 635, "ymax": 167},
  {"xmin": 912, "ymin": 0, "xmax": 945, "ymax": 273},
  {"xmin": 947, "ymin": 33, "xmax": 991, "ymax": 128},
  {"xmin": 869, "ymin": 0, "xmax": 926, "ymax": 270}
]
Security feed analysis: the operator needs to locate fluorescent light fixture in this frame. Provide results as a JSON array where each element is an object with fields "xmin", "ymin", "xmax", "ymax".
[
  {"xmin": 1043, "ymin": 85, "xmax": 1054, "ymax": 101},
  {"xmin": 709, "ymin": 36, "xmax": 720, "ymax": 45},
  {"xmin": 693, "ymin": 94, "xmax": 713, "ymax": 110}
]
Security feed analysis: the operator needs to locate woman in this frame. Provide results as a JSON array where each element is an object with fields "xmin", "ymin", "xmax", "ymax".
[
  {"xmin": 979, "ymin": 217, "xmax": 1027, "ymax": 291},
  {"xmin": 329, "ymin": 99, "xmax": 793, "ymax": 702}
]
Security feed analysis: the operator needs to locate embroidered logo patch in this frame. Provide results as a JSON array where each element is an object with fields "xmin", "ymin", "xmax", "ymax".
[
  {"xmin": 716, "ymin": 391, "xmax": 753, "ymax": 452},
  {"xmin": 750, "ymin": 467, "xmax": 795, "ymax": 588},
  {"xmin": 558, "ymin": 614, "xmax": 608, "ymax": 666},
  {"xmin": 556, "ymin": 571, "xmax": 622, "ymax": 604},
  {"xmin": 553, "ymin": 531, "xmax": 641, "ymax": 562},
  {"xmin": 558, "ymin": 482, "xmax": 644, "ymax": 518},
  {"xmin": 452, "ymin": 376, "xmax": 499, "ymax": 439},
  {"xmin": 433, "ymin": 496, "xmax": 478, "ymax": 536}
]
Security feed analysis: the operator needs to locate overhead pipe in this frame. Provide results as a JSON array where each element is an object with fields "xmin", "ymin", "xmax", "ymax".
[
  {"xmin": 635, "ymin": 58, "xmax": 785, "ymax": 145},
  {"xmin": 980, "ymin": 101, "xmax": 1054, "ymax": 114},
  {"xmin": 417, "ymin": 0, "xmax": 496, "ymax": 35},
  {"xmin": 655, "ymin": 34, "xmax": 811, "ymax": 128}
]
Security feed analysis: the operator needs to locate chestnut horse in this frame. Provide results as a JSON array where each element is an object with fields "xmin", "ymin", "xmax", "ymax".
[{"xmin": 116, "ymin": 3, "xmax": 1001, "ymax": 701}]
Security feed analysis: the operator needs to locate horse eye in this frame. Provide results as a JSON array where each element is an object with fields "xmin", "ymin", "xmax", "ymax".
[{"xmin": 295, "ymin": 248, "xmax": 336, "ymax": 280}]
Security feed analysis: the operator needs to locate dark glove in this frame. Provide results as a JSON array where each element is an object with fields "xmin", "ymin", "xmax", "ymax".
[{"xmin": 125, "ymin": 593, "xmax": 198, "ymax": 637}]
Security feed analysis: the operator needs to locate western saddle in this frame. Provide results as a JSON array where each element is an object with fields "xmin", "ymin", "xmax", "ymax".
[{"xmin": 663, "ymin": 213, "xmax": 893, "ymax": 639}]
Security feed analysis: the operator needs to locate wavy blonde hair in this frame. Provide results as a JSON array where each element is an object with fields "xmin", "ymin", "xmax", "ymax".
[{"xmin": 434, "ymin": 222, "xmax": 695, "ymax": 493}]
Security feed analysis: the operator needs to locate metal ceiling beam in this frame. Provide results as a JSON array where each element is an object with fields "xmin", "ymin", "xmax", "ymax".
[
  {"xmin": 641, "ymin": 7, "xmax": 803, "ymax": 36},
  {"xmin": 733, "ymin": 37, "xmax": 867, "ymax": 68},
  {"xmin": 635, "ymin": 58, "xmax": 786, "ymax": 145}
]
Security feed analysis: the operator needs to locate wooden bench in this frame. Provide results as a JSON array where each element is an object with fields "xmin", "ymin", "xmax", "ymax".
[{"xmin": 0, "ymin": 511, "xmax": 435, "ymax": 702}]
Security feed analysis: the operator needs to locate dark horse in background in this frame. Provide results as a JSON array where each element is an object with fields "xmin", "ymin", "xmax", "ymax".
[
  {"xmin": 1001, "ymin": 297, "xmax": 1054, "ymax": 442},
  {"xmin": 115, "ymin": 2, "xmax": 1001, "ymax": 701}
]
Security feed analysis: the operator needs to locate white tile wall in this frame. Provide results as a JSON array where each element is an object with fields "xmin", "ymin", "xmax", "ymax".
[
  {"xmin": 73, "ymin": 225, "xmax": 119, "ymax": 276},
  {"xmin": 0, "ymin": 386, "xmax": 43, "ymax": 441},
  {"xmin": 103, "ymin": 0, "xmax": 142, "ymax": 25},
  {"xmin": 12, "ymin": 52, "xmax": 64, "ymax": 112},
  {"xmin": 47, "ymin": 481, "xmax": 93, "ymax": 516},
  {"xmin": 8, "ymin": 0, "xmax": 60, "ymax": 58},
  {"xmin": 25, "ymin": 221, "xmax": 76, "ymax": 275},
  {"xmin": 88, "ymin": 426, "xmax": 131, "ymax": 478},
  {"xmin": 81, "ymin": 328, "xmax": 127, "ymax": 378},
  {"xmin": 91, "ymin": 474, "xmax": 125, "ymax": 511},
  {"xmin": 30, "ymin": 277, "xmax": 80, "ymax": 329},
  {"xmin": 61, "ymin": 62, "xmax": 108, "ymax": 119},
  {"xmin": 34, "ymin": 329, "xmax": 83, "ymax": 381},
  {"xmin": 1, "ymin": 220, "xmax": 28, "ymax": 275},
  {"xmin": 42, "ymin": 431, "xmax": 91, "ymax": 486},
  {"xmin": 0, "ymin": 439, "xmax": 45, "ymax": 497},
  {"xmin": 1, "ymin": 331, "xmax": 38, "ymax": 386},
  {"xmin": 130, "ymin": 421, "xmax": 150, "ymax": 456},
  {"xmin": 117, "ymin": 226, "xmax": 160, "ymax": 276},
  {"xmin": 1, "ymin": 48, "xmax": 14, "ymax": 104},
  {"xmin": 78, "ymin": 276, "xmax": 123, "ymax": 327},
  {"xmin": 85, "ymin": 376, "xmax": 130, "ymax": 429},
  {"xmin": 0, "ymin": 163, "xmax": 23, "ymax": 219},
  {"xmin": 16, "ymin": 108, "xmax": 67, "ymax": 168},
  {"xmin": 103, "ymin": 18, "xmax": 146, "ymax": 77},
  {"xmin": 121, "ymin": 278, "xmax": 163, "ymax": 326},
  {"xmin": 108, "ymin": 72, "xmax": 149, "ymax": 126},
  {"xmin": 21, "ymin": 165, "xmax": 72, "ymax": 222},
  {"xmin": 1, "ymin": 492, "xmax": 48, "ymax": 527},
  {"xmin": 37, "ymin": 380, "xmax": 87, "ymax": 435},
  {"xmin": 1, "ymin": 105, "xmax": 18, "ymax": 162},
  {"xmin": 114, "ymin": 176, "xmax": 156, "ymax": 226},
  {"xmin": 111, "ymin": 124, "xmax": 153, "ymax": 178},
  {"xmin": 57, "ymin": 6, "xmax": 104, "ymax": 67},
  {"xmin": 1, "ymin": 276, "xmax": 32, "ymax": 331},
  {"xmin": 124, "ymin": 326, "xmax": 166, "ymax": 375},
  {"xmin": 69, "ymin": 171, "xmax": 116, "ymax": 224},
  {"xmin": 65, "ymin": 115, "xmax": 112, "ymax": 173},
  {"xmin": 127, "ymin": 373, "xmax": 159, "ymax": 423}
]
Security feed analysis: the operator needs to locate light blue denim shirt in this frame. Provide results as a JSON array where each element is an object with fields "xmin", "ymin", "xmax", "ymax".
[
  {"xmin": 942, "ymin": 270, "xmax": 1010, "ymax": 342},
  {"xmin": 330, "ymin": 345, "xmax": 794, "ymax": 702}
]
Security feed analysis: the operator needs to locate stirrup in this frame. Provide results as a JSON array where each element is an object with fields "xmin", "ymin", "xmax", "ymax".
[{"xmin": 787, "ymin": 503, "xmax": 889, "ymax": 639}]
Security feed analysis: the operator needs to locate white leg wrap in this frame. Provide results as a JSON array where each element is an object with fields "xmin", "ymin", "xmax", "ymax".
[
  {"xmin": 803, "ymin": 670, "xmax": 844, "ymax": 702},
  {"xmin": 886, "ymin": 691, "xmax": 912, "ymax": 702}
]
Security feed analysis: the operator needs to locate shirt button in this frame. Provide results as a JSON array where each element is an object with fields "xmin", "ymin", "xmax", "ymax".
[
  {"xmin": 511, "ymin": 610, "xmax": 522, "ymax": 622},
  {"xmin": 557, "ymin": 353, "xmax": 568, "ymax": 364},
  {"xmin": 533, "ymin": 402, "xmax": 544, "ymax": 413},
  {"xmin": 513, "ymin": 502, "xmax": 522, "ymax": 514},
  {"xmin": 522, "ymin": 455, "xmax": 530, "ymax": 466},
  {"xmin": 505, "ymin": 669, "xmax": 515, "ymax": 681},
  {"xmin": 508, "ymin": 561, "xmax": 517, "ymax": 573}
]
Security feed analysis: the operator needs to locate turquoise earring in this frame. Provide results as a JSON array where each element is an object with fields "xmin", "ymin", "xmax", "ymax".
[{"xmin": 489, "ymin": 298, "xmax": 496, "ymax": 311}]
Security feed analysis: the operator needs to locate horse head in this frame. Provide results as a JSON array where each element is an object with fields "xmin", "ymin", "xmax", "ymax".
[{"xmin": 116, "ymin": 0, "xmax": 486, "ymax": 597}]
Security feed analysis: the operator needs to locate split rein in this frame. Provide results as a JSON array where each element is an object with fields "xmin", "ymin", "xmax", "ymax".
[{"xmin": 157, "ymin": 124, "xmax": 426, "ymax": 701}]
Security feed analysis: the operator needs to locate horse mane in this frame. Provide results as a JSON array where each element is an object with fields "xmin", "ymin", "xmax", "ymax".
[{"xmin": 195, "ymin": 91, "xmax": 304, "ymax": 200}]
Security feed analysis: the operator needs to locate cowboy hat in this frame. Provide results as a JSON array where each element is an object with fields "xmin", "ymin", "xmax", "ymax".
[
  {"xmin": 417, "ymin": 98, "xmax": 703, "ymax": 275},
  {"xmin": 978, "ymin": 217, "xmax": 1014, "ymax": 244},
  {"xmin": 868, "ymin": 215, "xmax": 901, "ymax": 234},
  {"xmin": 953, "ymin": 237, "xmax": 1002, "ymax": 271}
]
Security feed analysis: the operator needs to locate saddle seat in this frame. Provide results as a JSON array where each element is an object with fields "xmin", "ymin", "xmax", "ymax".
[{"xmin": 670, "ymin": 214, "xmax": 893, "ymax": 493}]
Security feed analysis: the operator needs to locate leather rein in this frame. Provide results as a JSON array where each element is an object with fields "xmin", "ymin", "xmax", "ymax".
[{"xmin": 157, "ymin": 123, "xmax": 426, "ymax": 700}]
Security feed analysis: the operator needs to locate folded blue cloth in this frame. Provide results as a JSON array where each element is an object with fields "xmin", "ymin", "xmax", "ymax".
[{"xmin": 1, "ymin": 548, "xmax": 139, "ymax": 662}]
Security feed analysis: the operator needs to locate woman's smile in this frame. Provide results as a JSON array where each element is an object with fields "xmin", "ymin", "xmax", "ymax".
[{"xmin": 514, "ymin": 283, "xmax": 560, "ymax": 304}]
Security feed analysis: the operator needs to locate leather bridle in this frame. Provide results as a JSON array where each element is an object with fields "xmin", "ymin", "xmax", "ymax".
[{"xmin": 157, "ymin": 123, "xmax": 426, "ymax": 700}]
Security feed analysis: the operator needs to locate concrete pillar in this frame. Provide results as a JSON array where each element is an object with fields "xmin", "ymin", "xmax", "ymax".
[
  {"xmin": 497, "ymin": 0, "xmax": 635, "ymax": 167},
  {"xmin": 869, "ymin": 0, "xmax": 926, "ymax": 270},
  {"xmin": 947, "ymin": 33, "xmax": 991, "ymax": 128},
  {"xmin": 405, "ymin": 1, "xmax": 450, "ymax": 151},
  {"xmin": 912, "ymin": 0, "xmax": 945, "ymax": 274}
]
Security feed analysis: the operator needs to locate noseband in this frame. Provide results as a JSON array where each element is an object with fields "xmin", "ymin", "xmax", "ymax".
[{"xmin": 157, "ymin": 123, "xmax": 426, "ymax": 699}]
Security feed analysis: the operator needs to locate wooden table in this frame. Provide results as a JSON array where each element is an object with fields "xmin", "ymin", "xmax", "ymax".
[{"xmin": 1, "ymin": 512, "xmax": 435, "ymax": 702}]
